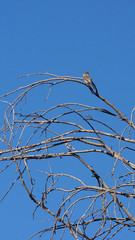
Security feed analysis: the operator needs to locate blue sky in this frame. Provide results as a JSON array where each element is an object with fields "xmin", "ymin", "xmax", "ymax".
[{"xmin": 0, "ymin": 0, "xmax": 135, "ymax": 239}]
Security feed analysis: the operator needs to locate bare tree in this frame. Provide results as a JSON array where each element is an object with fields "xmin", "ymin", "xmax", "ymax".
[{"xmin": 0, "ymin": 73, "xmax": 135, "ymax": 239}]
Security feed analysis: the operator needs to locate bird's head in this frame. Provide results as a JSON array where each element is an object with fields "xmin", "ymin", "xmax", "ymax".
[{"xmin": 82, "ymin": 72, "xmax": 89, "ymax": 76}]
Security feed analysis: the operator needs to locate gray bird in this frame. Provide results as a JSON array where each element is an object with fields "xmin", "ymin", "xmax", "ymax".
[
  {"xmin": 82, "ymin": 72, "xmax": 98, "ymax": 95},
  {"xmin": 82, "ymin": 72, "xmax": 95, "ymax": 88}
]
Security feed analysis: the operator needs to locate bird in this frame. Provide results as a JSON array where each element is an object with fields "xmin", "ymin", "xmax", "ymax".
[
  {"xmin": 82, "ymin": 72, "xmax": 95, "ymax": 88},
  {"xmin": 82, "ymin": 72, "xmax": 98, "ymax": 95}
]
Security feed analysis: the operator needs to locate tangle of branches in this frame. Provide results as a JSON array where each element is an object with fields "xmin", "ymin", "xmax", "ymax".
[{"xmin": 0, "ymin": 73, "xmax": 135, "ymax": 239}]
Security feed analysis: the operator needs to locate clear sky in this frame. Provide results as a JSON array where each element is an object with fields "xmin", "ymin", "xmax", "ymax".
[{"xmin": 0, "ymin": 0, "xmax": 135, "ymax": 239}]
